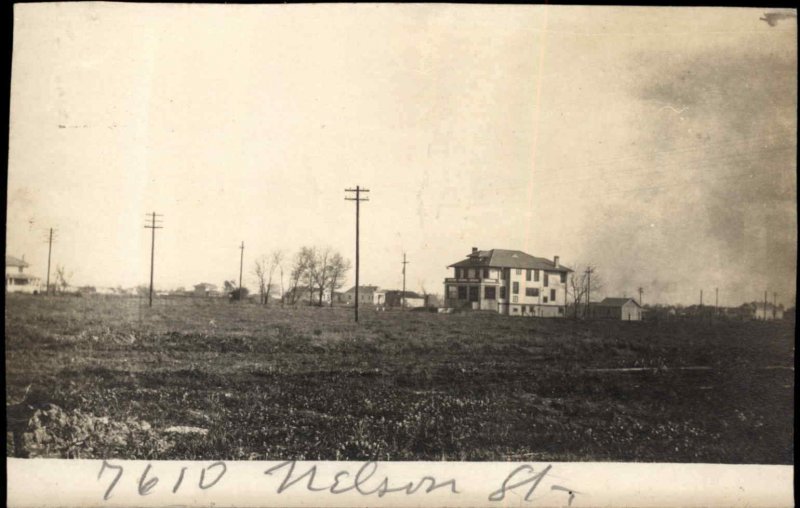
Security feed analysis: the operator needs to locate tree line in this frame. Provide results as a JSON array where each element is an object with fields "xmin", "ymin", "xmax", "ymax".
[{"xmin": 247, "ymin": 246, "xmax": 351, "ymax": 306}]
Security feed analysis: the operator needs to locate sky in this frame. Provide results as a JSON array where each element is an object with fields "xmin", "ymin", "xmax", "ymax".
[{"xmin": 6, "ymin": 4, "xmax": 797, "ymax": 307}]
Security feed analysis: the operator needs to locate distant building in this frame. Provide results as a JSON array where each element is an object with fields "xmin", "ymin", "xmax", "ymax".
[
  {"xmin": 377, "ymin": 290, "xmax": 425, "ymax": 308},
  {"xmin": 5, "ymin": 255, "xmax": 41, "ymax": 294},
  {"xmin": 342, "ymin": 285, "xmax": 380, "ymax": 306},
  {"xmin": 444, "ymin": 247, "xmax": 571, "ymax": 317},
  {"xmin": 591, "ymin": 297, "xmax": 643, "ymax": 321},
  {"xmin": 752, "ymin": 302, "xmax": 784, "ymax": 320},
  {"xmin": 194, "ymin": 283, "xmax": 219, "ymax": 297}
]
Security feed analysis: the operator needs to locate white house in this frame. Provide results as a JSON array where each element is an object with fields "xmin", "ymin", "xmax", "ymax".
[
  {"xmin": 444, "ymin": 248, "xmax": 571, "ymax": 317},
  {"xmin": 591, "ymin": 297, "xmax": 643, "ymax": 321},
  {"xmin": 753, "ymin": 302, "xmax": 784, "ymax": 320},
  {"xmin": 5, "ymin": 255, "xmax": 41, "ymax": 294},
  {"xmin": 342, "ymin": 285, "xmax": 380, "ymax": 306}
]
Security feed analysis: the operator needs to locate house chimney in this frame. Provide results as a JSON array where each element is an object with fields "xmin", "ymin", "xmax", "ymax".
[
  {"xmin": 554, "ymin": 255, "xmax": 560, "ymax": 267},
  {"xmin": 472, "ymin": 247, "xmax": 478, "ymax": 254}
]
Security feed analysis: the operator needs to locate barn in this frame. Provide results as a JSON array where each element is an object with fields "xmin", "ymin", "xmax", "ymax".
[{"xmin": 592, "ymin": 297, "xmax": 643, "ymax": 321}]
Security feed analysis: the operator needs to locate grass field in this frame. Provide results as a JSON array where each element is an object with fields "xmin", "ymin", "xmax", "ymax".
[{"xmin": 5, "ymin": 293, "xmax": 794, "ymax": 463}]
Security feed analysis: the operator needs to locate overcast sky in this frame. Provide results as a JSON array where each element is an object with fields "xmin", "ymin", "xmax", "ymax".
[{"xmin": 6, "ymin": 4, "xmax": 797, "ymax": 306}]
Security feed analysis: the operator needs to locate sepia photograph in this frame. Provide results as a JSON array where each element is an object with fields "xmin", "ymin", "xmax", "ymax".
[{"xmin": 5, "ymin": 2, "xmax": 795, "ymax": 479}]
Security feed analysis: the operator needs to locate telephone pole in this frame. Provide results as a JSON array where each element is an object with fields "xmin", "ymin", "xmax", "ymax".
[
  {"xmin": 238, "ymin": 241, "xmax": 245, "ymax": 300},
  {"xmin": 401, "ymin": 253, "xmax": 409, "ymax": 310},
  {"xmin": 144, "ymin": 212, "xmax": 163, "ymax": 307},
  {"xmin": 44, "ymin": 228, "xmax": 56, "ymax": 295},
  {"xmin": 585, "ymin": 267, "xmax": 594, "ymax": 319},
  {"xmin": 345, "ymin": 186, "xmax": 369, "ymax": 322},
  {"xmin": 773, "ymin": 292, "xmax": 777, "ymax": 320},
  {"xmin": 764, "ymin": 290, "xmax": 768, "ymax": 321},
  {"xmin": 638, "ymin": 286, "xmax": 644, "ymax": 306}
]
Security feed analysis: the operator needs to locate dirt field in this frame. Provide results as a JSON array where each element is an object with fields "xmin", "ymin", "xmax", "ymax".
[{"xmin": 5, "ymin": 294, "xmax": 794, "ymax": 463}]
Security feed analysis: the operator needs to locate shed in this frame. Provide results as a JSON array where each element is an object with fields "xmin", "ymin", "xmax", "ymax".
[{"xmin": 592, "ymin": 297, "xmax": 643, "ymax": 321}]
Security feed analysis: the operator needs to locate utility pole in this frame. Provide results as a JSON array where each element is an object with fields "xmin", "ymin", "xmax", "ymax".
[
  {"xmin": 585, "ymin": 267, "xmax": 594, "ymax": 319},
  {"xmin": 45, "ymin": 228, "xmax": 55, "ymax": 295},
  {"xmin": 715, "ymin": 287, "xmax": 719, "ymax": 316},
  {"xmin": 638, "ymin": 287, "xmax": 644, "ymax": 306},
  {"xmin": 238, "ymin": 241, "xmax": 245, "ymax": 300},
  {"xmin": 700, "ymin": 289, "xmax": 703, "ymax": 307},
  {"xmin": 144, "ymin": 212, "xmax": 163, "ymax": 307},
  {"xmin": 764, "ymin": 290, "xmax": 768, "ymax": 321},
  {"xmin": 401, "ymin": 252, "xmax": 409, "ymax": 310},
  {"xmin": 773, "ymin": 292, "xmax": 777, "ymax": 319},
  {"xmin": 345, "ymin": 186, "xmax": 369, "ymax": 322}
]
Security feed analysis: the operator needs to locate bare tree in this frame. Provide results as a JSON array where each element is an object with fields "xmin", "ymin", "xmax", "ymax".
[
  {"xmin": 287, "ymin": 248, "xmax": 313, "ymax": 305},
  {"xmin": 265, "ymin": 250, "xmax": 283, "ymax": 307},
  {"xmin": 312, "ymin": 247, "xmax": 333, "ymax": 307},
  {"xmin": 327, "ymin": 252, "xmax": 351, "ymax": 306},
  {"xmin": 54, "ymin": 264, "xmax": 71, "ymax": 294},
  {"xmin": 567, "ymin": 264, "xmax": 604, "ymax": 318},
  {"xmin": 253, "ymin": 257, "xmax": 268, "ymax": 305}
]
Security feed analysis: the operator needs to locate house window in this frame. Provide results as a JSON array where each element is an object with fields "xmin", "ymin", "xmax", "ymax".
[
  {"xmin": 544, "ymin": 274, "xmax": 549, "ymax": 287},
  {"xmin": 500, "ymin": 286, "xmax": 507, "ymax": 299},
  {"xmin": 558, "ymin": 307, "xmax": 564, "ymax": 315},
  {"xmin": 525, "ymin": 288, "xmax": 539, "ymax": 297},
  {"xmin": 543, "ymin": 296, "xmax": 549, "ymax": 303},
  {"xmin": 512, "ymin": 296, "xmax": 518, "ymax": 303},
  {"xmin": 515, "ymin": 269, "xmax": 522, "ymax": 275},
  {"xmin": 485, "ymin": 286, "xmax": 496, "ymax": 300},
  {"xmin": 468, "ymin": 286, "xmax": 479, "ymax": 302},
  {"xmin": 560, "ymin": 273, "xmax": 567, "ymax": 283},
  {"xmin": 448, "ymin": 285, "xmax": 458, "ymax": 299},
  {"xmin": 512, "ymin": 282, "xmax": 519, "ymax": 294},
  {"xmin": 534, "ymin": 270, "xmax": 540, "ymax": 282},
  {"xmin": 550, "ymin": 289, "xmax": 556, "ymax": 300},
  {"xmin": 526, "ymin": 270, "xmax": 532, "ymax": 281},
  {"xmin": 483, "ymin": 268, "xmax": 489, "ymax": 279},
  {"xmin": 458, "ymin": 286, "xmax": 467, "ymax": 300}
]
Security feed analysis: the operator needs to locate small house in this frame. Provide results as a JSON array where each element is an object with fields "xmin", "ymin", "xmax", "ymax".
[
  {"xmin": 592, "ymin": 297, "xmax": 643, "ymax": 321},
  {"xmin": 5, "ymin": 255, "xmax": 41, "ymax": 294}
]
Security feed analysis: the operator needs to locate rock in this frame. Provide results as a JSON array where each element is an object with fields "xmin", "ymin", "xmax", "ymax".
[{"xmin": 164, "ymin": 426, "xmax": 208, "ymax": 436}]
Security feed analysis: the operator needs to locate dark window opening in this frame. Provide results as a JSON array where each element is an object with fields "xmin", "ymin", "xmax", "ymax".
[
  {"xmin": 485, "ymin": 286, "xmax": 496, "ymax": 300},
  {"xmin": 512, "ymin": 282, "xmax": 519, "ymax": 294},
  {"xmin": 526, "ymin": 288, "xmax": 539, "ymax": 297}
]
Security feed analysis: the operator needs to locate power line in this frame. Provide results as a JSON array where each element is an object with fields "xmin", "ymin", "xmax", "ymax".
[
  {"xmin": 345, "ymin": 186, "xmax": 369, "ymax": 323},
  {"xmin": 143, "ymin": 212, "xmax": 163, "ymax": 307}
]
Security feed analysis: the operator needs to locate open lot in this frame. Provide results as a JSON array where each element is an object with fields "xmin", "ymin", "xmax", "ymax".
[{"xmin": 5, "ymin": 294, "xmax": 794, "ymax": 463}]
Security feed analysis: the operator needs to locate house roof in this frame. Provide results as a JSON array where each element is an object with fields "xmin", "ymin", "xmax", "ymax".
[
  {"xmin": 595, "ymin": 297, "xmax": 641, "ymax": 308},
  {"xmin": 6, "ymin": 255, "xmax": 29, "ymax": 268},
  {"xmin": 344, "ymin": 285, "xmax": 379, "ymax": 293},
  {"xmin": 448, "ymin": 249, "xmax": 572, "ymax": 272},
  {"xmin": 194, "ymin": 283, "xmax": 217, "ymax": 289}
]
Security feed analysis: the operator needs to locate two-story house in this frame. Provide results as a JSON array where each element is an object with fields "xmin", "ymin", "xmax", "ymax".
[
  {"xmin": 444, "ymin": 248, "xmax": 572, "ymax": 317},
  {"xmin": 5, "ymin": 255, "xmax": 41, "ymax": 294}
]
